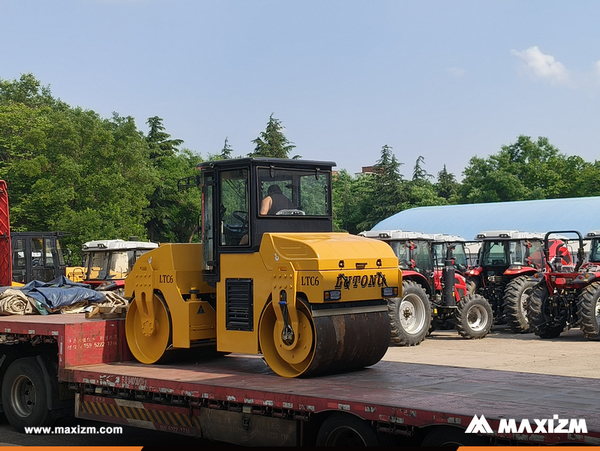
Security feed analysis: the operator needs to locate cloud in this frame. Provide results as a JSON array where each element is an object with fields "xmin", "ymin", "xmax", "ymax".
[
  {"xmin": 511, "ymin": 46, "xmax": 570, "ymax": 85},
  {"xmin": 447, "ymin": 67, "xmax": 466, "ymax": 77}
]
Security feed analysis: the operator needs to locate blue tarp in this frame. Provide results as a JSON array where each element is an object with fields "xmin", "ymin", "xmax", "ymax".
[{"xmin": 0, "ymin": 276, "xmax": 107, "ymax": 312}]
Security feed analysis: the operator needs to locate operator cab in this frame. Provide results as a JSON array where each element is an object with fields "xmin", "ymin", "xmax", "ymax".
[
  {"xmin": 475, "ymin": 230, "xmax": 545, "ymax": 276},
  {"xmin": 430, "ymin": 234, "xmax": 469, "ymax": 273},
  {"xmin": 197, "ymin": 158, "xmax": 334, "ymax": 285},
  {"xmin": 11, "ymin": 232, "xmax": 69, "ymax": 284},
  {"xmin": 359, "ymin": 230, "xmax": 434, "ymax": 276}
]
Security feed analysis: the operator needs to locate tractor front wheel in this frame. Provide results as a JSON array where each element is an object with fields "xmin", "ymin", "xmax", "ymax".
[
  {"xmin": 454, "ymin": 294, "xmax": 493, "ymax": 339},
  {"xmin": 577, "ymin": 281, "xmax": 600, "ymax": 339},
  {"xmin": 388, "ymin": 281, "xmax": 431, "ymax": 346}
]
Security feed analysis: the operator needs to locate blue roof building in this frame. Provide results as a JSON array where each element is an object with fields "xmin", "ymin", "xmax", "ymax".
[{"xmin": 371, "ymin": 197, "xmax": 600, "ymax": 241}]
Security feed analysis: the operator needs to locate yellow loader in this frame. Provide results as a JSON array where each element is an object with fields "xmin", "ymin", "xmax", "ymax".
[{"xmin": 125, "ymin": 158, "xmax": 402, "ymax": 377}]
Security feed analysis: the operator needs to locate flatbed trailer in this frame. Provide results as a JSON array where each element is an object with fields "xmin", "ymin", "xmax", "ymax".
[{"xmin": 1, "ymin": 314, "xmax": 599, "ymax": 447}]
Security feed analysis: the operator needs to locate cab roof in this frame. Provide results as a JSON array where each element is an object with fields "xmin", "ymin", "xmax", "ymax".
[
  {"xmin": 475, "ymin": 230, "xmax": 546, "ymax": 241},
  {"xmin": 359, "ymin": 229, "xmax": 433, "ymax": 241},
  {"xmin": 196, "ymin": 157, "xmax": 336, "ymax": 171},
  {"xmin": 82, "ymin": 239, "xmax": 158, "ymax": 251}
]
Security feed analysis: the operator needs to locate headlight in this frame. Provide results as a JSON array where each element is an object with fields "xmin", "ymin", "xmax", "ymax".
[
  {"xmin": 382, "ymin": 287, "xmax": 399, "ymax": 298},
  {"xmin": 324, "ymin": 290, "xmax": 342, "ymax": 301}
]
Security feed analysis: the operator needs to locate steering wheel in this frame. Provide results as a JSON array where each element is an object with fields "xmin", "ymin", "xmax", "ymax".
[{"xmin": 232, "ymin": 210, "xmax": 248, "ymax": 225}]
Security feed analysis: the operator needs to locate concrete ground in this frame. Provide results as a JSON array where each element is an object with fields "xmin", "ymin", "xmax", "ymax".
[{"xmin": 382, "ymin": 324, "xmax": 600, "ymax": 378}]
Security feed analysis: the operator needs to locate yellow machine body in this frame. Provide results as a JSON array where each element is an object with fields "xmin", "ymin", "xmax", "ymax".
[
  {"xmin": 125, "ymin": 244, "xmax": 217, "ymax": 363},
  {"xmin": 125, "ymin": 233, "xmax": 401, "ymax": 376},
  {"xmin": 125, "ymin": 157, "xmax": 402, "ymax": 377}
]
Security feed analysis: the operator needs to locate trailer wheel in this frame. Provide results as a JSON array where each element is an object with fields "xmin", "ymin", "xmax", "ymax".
[
  {"xmin": 316, "ymin": 413, "xmax": 379, "ymax": 446},
  {"xmin": 454, "ymin": 294, "xmax": 493, "ymax": 339},
  {"xmin": 421, "ymin": 426, "xmax": 488, "ymax": 446},
  {"xmin": 1, "ymin": 357, "xmax": 54, "ymax": 431},
  {"xmin": 503, "ymin": 276, "xmax": 536, "ymax": 333},
  {"xmin": 577, "ymin": 281, "xmax": 600, "ymax": 339},
  {"xmin": 388, "ymin": 281, "xmax": 431, "ymax": 346},
  {"xmin": 527, "ymin": 283, "xmax": 566, "ymax": 338}
]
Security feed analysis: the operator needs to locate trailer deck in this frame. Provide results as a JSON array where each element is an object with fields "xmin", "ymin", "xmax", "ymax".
[
  {"xmin": 2, "ymin": 313, "xmax": 599, "ymax": 446},
  {"xmin": 64, "ymin": 354, "xmax": 600, "ymax": 441}
]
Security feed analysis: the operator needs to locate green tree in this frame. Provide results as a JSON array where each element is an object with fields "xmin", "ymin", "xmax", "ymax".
[
  {"xmin": 435, "ymin": 165, "xmax": 460, "ymax": 202},
  {"xmin": 359, "ymin": 145, "xmax": 405, "ymax": 231},
  {"xmin": 460, "ymin": 135, "xmax": 584, "ymax": 203},
  {"xmin": 0, "ymin": 75, "xmax": 156, "ymax": 259},
  {"xmin": 220, "ymin": 137, "xmax": 234, "ymax": 159},
  {"xmin": 146, "ymin": 116, "xmax": 184, "ymax": 161},
  {"xmin": 332, "ymin": 169, "xmax": 368, "ymax": 233},
  {"xmin": 0, "ymin": 73, "xmax": 54, "ymax": 107},
  {"xmin": 412, "ymin": 155, "xmax": 432, "ymax": 182},
  {"xmin": 148, "ymin": 148, "xmax": 203, "ymax": 243},
  {"xmin": 144, "ymin": 117, "xmax": 194, "ymax": 242},
  {"xmin": 249, "ymin": 114, "xmax": 298, "ymax": 159}
]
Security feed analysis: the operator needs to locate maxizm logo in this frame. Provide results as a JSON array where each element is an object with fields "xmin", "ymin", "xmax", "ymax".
[{"xmin": 466, "ymin": 415, "xmax": 588, "ymax": 434}]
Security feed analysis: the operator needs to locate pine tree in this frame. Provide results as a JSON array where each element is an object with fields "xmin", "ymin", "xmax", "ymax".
[{"xmin": 249, "ymin": 114, "xmax": 298, "ymax": 158}]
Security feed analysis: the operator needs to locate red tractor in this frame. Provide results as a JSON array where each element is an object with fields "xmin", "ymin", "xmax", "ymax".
[
  {"xmin": 466, "ymin": 230, "xmax": 569, "ymax": 333},
  {"xmin": 527, "ymin": 230, "xmax": 599, "ymax": 339},
  {"xmin": 360, "ymin": 230, "xmax": 493, "ymax": 345},
  {"xmin": 429, "ymin": 233, "xmax": 493, "ymax": 339}
]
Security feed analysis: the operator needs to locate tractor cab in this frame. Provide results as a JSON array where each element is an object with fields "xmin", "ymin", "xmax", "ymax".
[
  {"xmin": 430, "ymin": 233, "xmax": 468, "ymax": 273},
  {"xmin": 585, "ymin": 231, "xmax": 600, "ymax": 267},
  {"xmin": 360, "ymin": 230, "xmax": 434, "ymax": 286},
  {"xmin": 76, "ymin": 239, "xmax": 159, "ymax": 292},
  {"xmin": 471, "ymin": 230, "xmax": 546, "ymax": 282},
  {"xmin": 11, "ymin": 232, "xmax": 69, "ymax": 285},
  {"xmin": 197, "ymin": 158, "xmax": 334, "ymax": 286}
]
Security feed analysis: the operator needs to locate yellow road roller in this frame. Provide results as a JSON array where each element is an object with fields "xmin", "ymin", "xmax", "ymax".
[{"xmin": 125, "ymin": 158, "xmax": 402, "ymax": 377}]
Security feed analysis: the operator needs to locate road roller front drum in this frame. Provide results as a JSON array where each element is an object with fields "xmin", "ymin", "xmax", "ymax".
[{"xmin": 259, "ymin": 298, "xmax": 391, "ymax": 378}]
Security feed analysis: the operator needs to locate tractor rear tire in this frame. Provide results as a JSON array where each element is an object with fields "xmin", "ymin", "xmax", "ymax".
[
  {"xmin": 503, "ymin": 276, "xmax": 536, "ymax": 333},
  {"xmin": 527, "ymin": 282, "xmax": 566, "ymax": 339},
  {"xmin": 388, "ymin": 280, "xmax": 431, "ymax": 346},
  {"xmin": 454, "ymin": 294, "xmax": 493, "ymax": 339},
  {"xmin": 577, "ymin": 281, "xmax": 600, "ymax": 340}
]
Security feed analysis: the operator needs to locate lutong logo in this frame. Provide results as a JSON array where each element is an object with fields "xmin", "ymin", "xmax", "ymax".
[
  {"xmin": 335, "ymin": 272, "xmax": 388, "ymax": 290},
  {"xmin": 466, "ymin": 414, "xmax": 588, "ymax": 435}
]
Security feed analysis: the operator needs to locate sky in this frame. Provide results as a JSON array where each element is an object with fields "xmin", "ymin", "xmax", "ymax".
[{"xmin": 1, "ymin": 0, "xmax": 600, "ymax": 180}]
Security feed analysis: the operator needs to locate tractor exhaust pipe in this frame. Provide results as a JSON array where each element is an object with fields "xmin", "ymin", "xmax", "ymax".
[{"xmin": 443, "ymin": 245, "xmax": 456, "ymax": 307}]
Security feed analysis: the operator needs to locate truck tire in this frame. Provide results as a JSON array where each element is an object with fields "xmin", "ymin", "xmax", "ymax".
[
  {"xmin": 577, "ymin": 281, "xmax": 600, "ymax": 339},
  {"xmin": 316, "ymin": 413, "xmax": 380, "ymax": 446},
  {"xmin": 421, "ymin": 426, "xmax": 488, "ymax": 446},
  {"xmin": 454, "ymin": 294, "xmax": 493, "ymax": 339},
  {"xmin": 1, "ymin": 357, "xmax": 54, "ymax": 431},
  {"xmin": 503, "ymin": 276, "xmax": 536, "ymax": 333},
  {"xmin": 527, "ymin": 283, "xmax": 566, "ymax": 339},
  {"xmin": 388, "ymin": 280, "xmax": 431, "ymax": 346}
]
